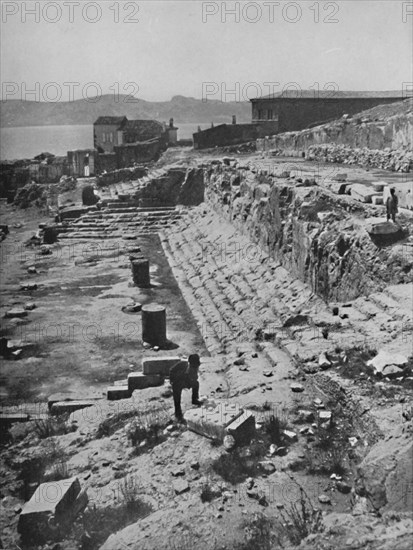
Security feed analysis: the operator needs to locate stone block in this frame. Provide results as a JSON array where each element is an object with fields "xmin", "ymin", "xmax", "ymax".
[
  {"xmin": 318, "ymin": 410, "xmax": 332, "ymax": 426},
  {"xmin": 184, "ymin": 401, "xmax": 243, "ymax": 441},
  {"xmin": 226, "ymin": 410, "xmax": 256, "ymax": 443},
  {"xmin": 350, "ymin": 184, "xmax": 375, "ymax": 203},
  {"xmin": 50, "ymin": 401, "xmax": 96, "ymax": 415},
  {"xmin": 19, "ymin": 282, "xmax": 38, "ymax": 291},
  {"xmin": 142, "ymin": 356, "xmax": 185, "ymax": 376},
  {"xmin": 18, "ymin": 477, "xmax": 82, "ymax": 538},
  {"xmin": 283, "ymin": 430, "xmax": 298, "ymax": 442},
  {"xmin": 128, "ymin": 372, "xmax": 163, "ymax": 391},
  {"xmin": 107, "ymin": 386, "xmax": 131, "ymax": 400},
  {"xmin": 372, "ymin": 181, "xmax": 386, "ymax": 192},
  {"xmin": 372, "ymin": 195, "xmax": 383, "ymax": 205},
  {"xmin": 5, "ymin": 309, "xmax": 28, "ymax": 318}
]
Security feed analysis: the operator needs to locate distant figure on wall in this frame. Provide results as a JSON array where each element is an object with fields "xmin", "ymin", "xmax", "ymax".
[
  {"xmin": 84, "ymin": 154, "xmax": 90, "ymax": 177},
  {"xmin": 386, "ymin": 187, "xmax": 398, "ymax": 223}
]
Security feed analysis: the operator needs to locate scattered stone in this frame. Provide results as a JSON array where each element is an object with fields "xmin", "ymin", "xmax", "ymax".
[
  {"xmin": 259, "ymin": 495, "xmax": 269, "ymax": 507},
  {"xmin": 258, "ymin": 461, "xmax": 276, "ymax": 474},
  {"xmin": 367, "ymin": 350, "xmax": 408, "ymax": 375},
  {"xmin": 290, "ymin": 383, "xmax": 304, "ymax": 393},
  {"xmin": 283, "ymin": 430, "xmax": 298, "ymax": 443},
  {"xmin": 336, "ymin": 481, "xmax": 352, "ymax": 494},
  {"xmin": 246, "ymin": 488, "xmax": 260, "ymax": 500},
  {"xmin": 121, "ymin": 302, "xmax": 142, "ymax": 313},
  {"xmin": 319, "ymin": 352, "xmax": 331, "ymax": 369},
  {"xmin": 383, "ymin": 364, "xmax": 405, "ymax": 378},
  {"xmin": 4, "ymin": 309, "xmax": 28, "ymax": 319},
  {"xmin": 39, "ymin": 245, "xmax": 52, "ymax": 255},
  {"xmin": 269, "ymin": 444, "xmax": 277, "ymax": 456},
  {"xmin": 318, "ymin": 410, "xmax": 332, "ymax": 426},
  {"xmin": 171, "ymin": 467, "xmax": 185, "ymax": 477},
  {"xmin": 314, "ymin": 398, "xmax": 324, "ymax": 408},
  {"xmin": 246, "ymin": 477, "xmax": 254, "ymax": 490},
  {"xmin": 276, "ymin": 446, "xmax": 287, "ymax": 456},
  {"xmin": 190, "ymin": 461, "xmax": 200, "ymax": 470},
  {"xmin": 263, "ymin": 370, "xmax": 273, "ymax": 377},
  {"xmin": 24, "ymin": 302, "xmax": 36, "ymax": 310},
  {"xmin": 297, "ymin": 410, "xmax": 314, "ymax": 423},
  {"xmin": 223, "ymin": 435, "xmax": 236, "ymax": 451},
  {"xmin": 173, "ymin": 479, "xmax": 190, "ymax": 495},
  {"xmin": 332, "ymin": 306, "xmax": 339, "ymax": 316},
  {"xmin": 19, "ymin": 282, "xmax": 38, "ymax": 291},
  {"xmin": 318, "ymin": 494, "xmax": 331, "ymax": 504}
]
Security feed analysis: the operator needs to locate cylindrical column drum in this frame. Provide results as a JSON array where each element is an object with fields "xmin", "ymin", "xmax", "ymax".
[
  {"xmin": 131, "ymin": 259, "xmax": 150, "ymax": 287},
  {"xmin": 141, "ymin": 304, "xmax": 166, "ymax": 347}
]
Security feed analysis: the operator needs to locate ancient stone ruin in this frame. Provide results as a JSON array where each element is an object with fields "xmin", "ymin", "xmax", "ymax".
[{"xmin": 1, "ymin": 103, "xmax": 412, "ymax": 550}]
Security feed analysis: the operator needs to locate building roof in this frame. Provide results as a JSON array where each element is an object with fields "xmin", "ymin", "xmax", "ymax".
[
  {"xmin": 251, "ymin": 90, "xmax": 405, "ymax": 101},
  {"xmin": 124, "ymin": 119, "xmax": 164, "ymax": 138},
  {"xmin": 94, "ymin": 116, "xmax": 128, "ymax": 125}
]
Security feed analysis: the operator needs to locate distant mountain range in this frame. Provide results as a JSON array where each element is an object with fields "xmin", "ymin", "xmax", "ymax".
[{"xmin": 0, "ymin": 95, "xmax": 251, "ymax": 128}]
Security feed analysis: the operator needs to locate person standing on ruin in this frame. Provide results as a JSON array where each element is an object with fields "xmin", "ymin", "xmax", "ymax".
[
  {"xmin": 169, "ymin": 354, "xmax": 202, "ymax": 421},
  {"xmin": 386, "ymin": 187, "xmax": 399, "ymax": 223}
]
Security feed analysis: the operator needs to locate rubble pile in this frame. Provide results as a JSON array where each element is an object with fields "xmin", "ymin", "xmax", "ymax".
[
  {"xmin": 306, "ymin": 144, "xmax": 413, "ymax": 173},
  {"xmin": 13, "ymin": 182, "xmax": 47, "ymax": 209}
]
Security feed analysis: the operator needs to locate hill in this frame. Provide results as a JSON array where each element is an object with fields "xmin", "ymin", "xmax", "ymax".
[{"xmin": 0, "ymin": 95, "xmax": 251, "ymax": 128}]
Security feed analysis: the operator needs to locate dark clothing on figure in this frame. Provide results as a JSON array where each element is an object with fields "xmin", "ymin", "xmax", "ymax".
[
  {"xmin": 386, "ymin": 193, "xmax": 398, "ymax": 222},
  {"xmin": 170, "ymin": 361, "xmax": 199, "ymax": 418}
]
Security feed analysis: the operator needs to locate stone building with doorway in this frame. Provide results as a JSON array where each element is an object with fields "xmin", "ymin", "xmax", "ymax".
[{"xmin": 250, "ymin": 90, "xmax": 405, "ymax": 133}]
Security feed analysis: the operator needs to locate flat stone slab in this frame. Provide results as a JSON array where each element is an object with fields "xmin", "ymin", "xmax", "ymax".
[
  {"xmin": 50, "ymin": 401, "xmax": 96, "ymax": 415},
  {"xmin": 0, "ymin": 413, "xmax": 31, "ymax": 426},
  {"xmin": 107, "ymin": 386, "xmax": 131, "ymax": 400},
  {"xmin": 128, "ymin": 372, "xmax": 163, "ymax": 391},
  {"xmin": 142, "ymin": 356, "xmax": 185, "ymax": 376},
  {"xmin": 5, "ymin": 309, "xmax": 28, "ymax": 318},
  {"xmin": 18, "ymin": 477, "xmax": 83, "ymax": 538},
  {"xmin": 48, "ymin": 392, "xmax": 101, "ymax": 411}
]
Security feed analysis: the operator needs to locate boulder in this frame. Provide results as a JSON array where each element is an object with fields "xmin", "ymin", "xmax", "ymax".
[
  {"xmin": 356, "ymin": 432, "xmax": 413, "ymax": 512},
  {"xmin": 367, "ymin": 351, "xmax": 408, "ymax": 375}
]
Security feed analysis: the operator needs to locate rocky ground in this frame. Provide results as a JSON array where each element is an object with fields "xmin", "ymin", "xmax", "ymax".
[{"xmin": 0, "ymin": 147, "xmax": 412, "ymax": 550}]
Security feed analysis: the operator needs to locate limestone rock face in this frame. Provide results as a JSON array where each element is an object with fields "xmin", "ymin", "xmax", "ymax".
[{"xmin": 356, "ymin": 432, "xmax": 413, "ymax": 512}]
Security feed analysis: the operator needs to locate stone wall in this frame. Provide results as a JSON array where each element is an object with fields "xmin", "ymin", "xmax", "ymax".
[
  {"xmin": 114, "ymin": 138, "xmax": 165, "ymax": 167},
  {"xmin": 193, "ymin": 122, "xmax": 278, "ymax": 150},
  {"xmin": 257, "ymin": 99, "xmax": 413, "ymax": 172},
  {"xmin": 203, "ymin": 161, "xmax": 412, "ymax": 302},
  {"xmin": 134, "ymin": 167, "xmax": 204, "ymax": 206},
  {"xmin": 252, "ymin": 96, "xmax": 404, "ymax": 133},
  {"xmin": 96, "ymin": 165, "xmax": 148, "ymax": 187}
]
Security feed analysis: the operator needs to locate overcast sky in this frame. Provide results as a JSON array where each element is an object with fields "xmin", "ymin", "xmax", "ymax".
[{"xmin": 1, "ymin": 0, "xmax": 412, "ymax": 102}]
